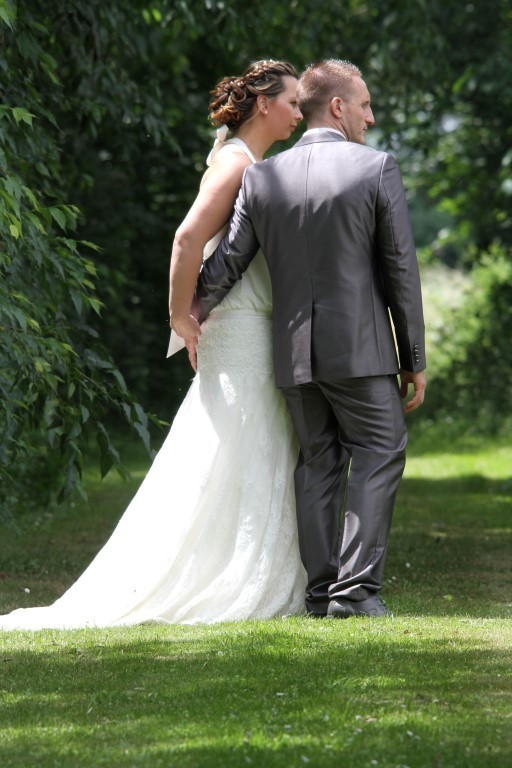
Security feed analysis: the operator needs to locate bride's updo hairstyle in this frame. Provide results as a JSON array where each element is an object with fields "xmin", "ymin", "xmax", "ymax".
[{"xmin": 209, "ymin": 59, "xmax": 298, "ymax": 130}]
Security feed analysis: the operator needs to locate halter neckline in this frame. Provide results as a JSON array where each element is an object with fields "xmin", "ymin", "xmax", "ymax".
[
  {"xmin": 225, "ymin": 137, "xmax": 258, "ymax": 164},
  {"xmin": 206, "ymin": 130, "xmax": 259, "ymax": 166}
]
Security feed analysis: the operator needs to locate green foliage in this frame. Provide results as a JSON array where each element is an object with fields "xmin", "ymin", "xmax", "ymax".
[
  {"xmin": 422, "ymin": 246, "xmax": 512, "ymax": 431},
  {"xmin": 0, "ymin": 4, "xmax": 159, "ymax": 523},
  {"xmin": 367, "ymin": 0, "xmax": 512, "ymax": 256}
]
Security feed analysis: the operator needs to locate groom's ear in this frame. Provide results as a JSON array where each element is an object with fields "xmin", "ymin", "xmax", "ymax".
[{"xmin": 330, "ymin": 96, "xmax": 343, "ymax": 118}]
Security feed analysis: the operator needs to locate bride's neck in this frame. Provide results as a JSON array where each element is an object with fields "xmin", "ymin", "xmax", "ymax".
[{"xmin": 233, "ymin": 123, "xmax": 272, "ymax": 162}]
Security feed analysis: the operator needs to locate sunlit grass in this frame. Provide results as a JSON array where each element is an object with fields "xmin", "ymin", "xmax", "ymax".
[
  {"xmin": 1, "ymin": 619, "xmax": 511, "ymax": 767},
  {"xmin": 1, "ymin": 426, "xmax": 511, "ymax": 767}
]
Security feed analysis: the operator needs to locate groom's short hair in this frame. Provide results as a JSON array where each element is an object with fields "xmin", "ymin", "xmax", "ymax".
[{"xmin": 297, "ymin": 59, "xmax": 362, "ymax": 122}]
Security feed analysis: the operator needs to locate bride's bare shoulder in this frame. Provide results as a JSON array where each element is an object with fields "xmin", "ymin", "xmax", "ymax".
[{"xmin": 200, "ymin": 147, "xmax": 251, "ymax": 188}]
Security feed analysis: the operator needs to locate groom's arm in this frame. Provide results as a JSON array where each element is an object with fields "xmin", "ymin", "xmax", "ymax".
[
  {"xmin": 196, "ymin": 172, "xmax": 260, "ymax": 322},
  {"xmin": 376, "ymin": 154, "xmax": 426, "ymax": 411},
  {"xmin": 376, "ymin": 155, "xmax": 426, "ymax": 368}
]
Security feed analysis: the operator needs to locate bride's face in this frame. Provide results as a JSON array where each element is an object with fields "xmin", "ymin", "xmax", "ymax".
[{"xmin": 265, "ymin": 76, "xmax": 302, "ymax": 140}]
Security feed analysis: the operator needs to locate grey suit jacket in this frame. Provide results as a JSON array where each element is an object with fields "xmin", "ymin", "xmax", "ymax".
[{"xmin": 197, "ymin": 130, "xmax": 425, "ymax": 388}]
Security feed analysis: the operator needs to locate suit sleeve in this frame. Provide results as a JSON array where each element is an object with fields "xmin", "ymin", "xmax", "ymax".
[
  {"xmin": 376, "ymin": 154, "xmax": 426, "ymax": 372},
  {"xmin": 196, "ymin": 169, "xmax": 260, "ymax": 323}
]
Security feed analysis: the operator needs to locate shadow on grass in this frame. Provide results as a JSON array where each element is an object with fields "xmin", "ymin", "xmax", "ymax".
[
  {"xmin": 384, "ymin": 474, "xmax": 512, "ymax": 618},
  {"xmin": 396, "ymin": 474, "xmax": 512, "ymax": 523},
  {"xmin": 1, "ymin": 626, "xmax": 511, "ymax": 767}
]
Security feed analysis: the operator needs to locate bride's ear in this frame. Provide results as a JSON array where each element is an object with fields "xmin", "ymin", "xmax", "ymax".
[{"xmin": 257, "ymin": 95, "xmax": 268, "ymax": 115}]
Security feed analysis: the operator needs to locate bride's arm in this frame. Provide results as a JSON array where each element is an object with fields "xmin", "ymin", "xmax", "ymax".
[{"xmin": 168, "ymin": 152, "xmax": 251, "ymax": 346}]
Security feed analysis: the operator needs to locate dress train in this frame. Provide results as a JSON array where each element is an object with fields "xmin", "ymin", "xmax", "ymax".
[{"xmin": 0, "ymin": 312, "xmax": 306, "ymax": 629}]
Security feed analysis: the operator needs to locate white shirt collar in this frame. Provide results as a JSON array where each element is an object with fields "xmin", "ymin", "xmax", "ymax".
[{"xmin": 302, "ymin": 127, "xmax": 347, "ymax": 140}]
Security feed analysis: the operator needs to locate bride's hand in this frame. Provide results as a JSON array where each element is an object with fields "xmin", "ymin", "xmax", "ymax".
[
  {"xmin": 170, "ymin": 315, "xmax": 201, "ymax": 371},
  {"xmin": 186, "ymin": 338, "xmax": 198, "ymax": 372}
]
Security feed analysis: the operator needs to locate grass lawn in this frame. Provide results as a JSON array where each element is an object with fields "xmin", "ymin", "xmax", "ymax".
[{"xmin": 1, "ymin": 423, "xmax": 511, "ymax": 767}]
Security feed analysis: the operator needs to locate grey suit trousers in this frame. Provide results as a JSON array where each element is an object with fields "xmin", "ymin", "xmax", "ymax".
[{"xmin": 282, "ymin": 375, "xmax": 407, "ymax": 615}]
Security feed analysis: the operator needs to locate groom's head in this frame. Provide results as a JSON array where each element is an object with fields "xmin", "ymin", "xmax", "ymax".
[{"xmin": 297, "ymin": 59, "xmax": 374, "ymax": 144}]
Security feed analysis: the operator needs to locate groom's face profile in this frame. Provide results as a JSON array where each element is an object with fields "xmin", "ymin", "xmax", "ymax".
[{"xmin": 340, "ymin": 76, "xmax": 374, "ymax": 145}]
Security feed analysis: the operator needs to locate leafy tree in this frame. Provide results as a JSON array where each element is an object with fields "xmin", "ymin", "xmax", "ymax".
[
  {"xmin": 0, "ymin": 1, "xmax": 158, "ymax": 523},
  {"xmin": 360, "ymin": 0, "xmax": 512, "ymax": 257}
]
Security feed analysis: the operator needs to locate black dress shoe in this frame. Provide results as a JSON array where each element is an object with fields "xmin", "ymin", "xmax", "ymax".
[{"xmin": 326, "ymin": 595, "xmax": 390, "ymax": 619}]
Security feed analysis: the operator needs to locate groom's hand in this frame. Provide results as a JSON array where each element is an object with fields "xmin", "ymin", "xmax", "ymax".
[
  {"xmin": 170, "ymin": 315, "xmax": 201, "ymax": 372},
  {"xmin": 400, "ymin": 369, "xmax": 426, "ymax": 413}
]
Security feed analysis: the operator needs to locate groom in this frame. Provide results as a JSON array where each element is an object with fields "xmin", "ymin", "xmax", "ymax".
[{"xmin": 175, "ymin": 59, "xmax": 426, "ymax": 618}]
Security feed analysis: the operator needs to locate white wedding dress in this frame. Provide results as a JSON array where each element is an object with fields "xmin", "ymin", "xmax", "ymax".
[{"xmin": 0, "ymin": 139, "xmax": 306, "ymax": 630}]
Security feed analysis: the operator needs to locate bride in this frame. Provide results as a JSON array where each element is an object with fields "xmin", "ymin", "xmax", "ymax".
[{"xmin": 0, "ymin": 60, "xmax": 306, "ymax": 630}]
